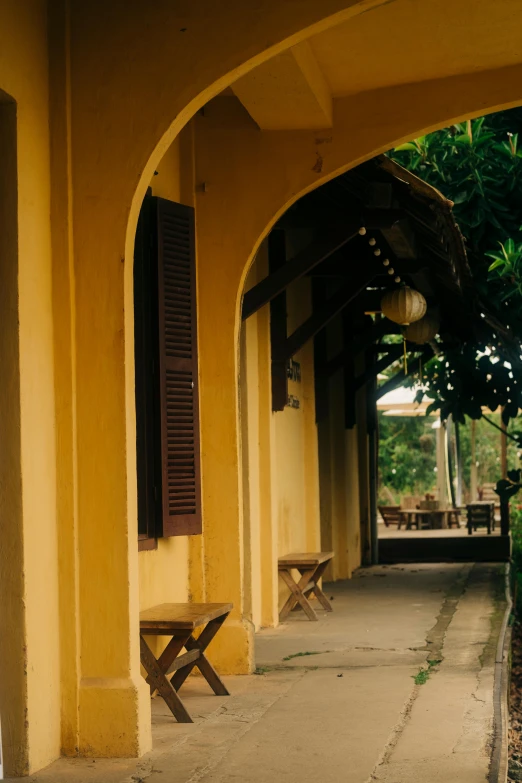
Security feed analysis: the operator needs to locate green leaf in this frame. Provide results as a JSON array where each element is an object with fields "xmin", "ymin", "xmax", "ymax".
[
  {"xmin": 394, "ymin": 142, "xmax": 418, "ymax": 152},
  {"xmin": 488, "ymin": 258, "xmax": 505, "ymax": 271}
]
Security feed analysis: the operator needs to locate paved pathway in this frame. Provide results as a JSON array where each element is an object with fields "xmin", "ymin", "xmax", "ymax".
[{"xmin": 16, "ymin": 564, "xmax": 506, "ymax": 783}]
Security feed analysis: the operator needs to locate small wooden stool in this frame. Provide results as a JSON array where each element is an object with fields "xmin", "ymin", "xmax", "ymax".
[
  {"xmin": 278, "ymin": 552, "xmax": 334, "ymax": 622},
  {"xmin": 140, "ymin": 602, "xmax": 232, "ymax": 723}
]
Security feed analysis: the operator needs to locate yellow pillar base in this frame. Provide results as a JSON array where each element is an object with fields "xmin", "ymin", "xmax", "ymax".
[
  {"xmin": 204, "ymin": 619, "xmax": 254, "ymax": 675},
  {"xmin": 78, "ymin": 676, "xmax": 151, "ymax": 757}
]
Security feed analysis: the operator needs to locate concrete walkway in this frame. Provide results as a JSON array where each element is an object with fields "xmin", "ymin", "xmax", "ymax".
[{"xmin": 16, "ymin": 564, "xmax": 506, "ymax": 783}]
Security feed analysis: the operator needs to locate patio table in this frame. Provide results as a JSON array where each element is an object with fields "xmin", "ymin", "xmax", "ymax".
[
  {"xmin": 398, "ymin": 509, "xmax": 435, "ymax": 530},
  {"xmin": 140, "ymin": 602, "xmax": 232, "ymax": 723}
]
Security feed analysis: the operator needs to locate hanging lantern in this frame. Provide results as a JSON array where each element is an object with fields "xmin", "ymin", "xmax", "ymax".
[
  {"xmin": 404, "ymin": 311, "xmax": 440, "ymax": 344},
  {"xmin": 380, "ymin": 286, "xmax": 427, "ymax": 325}
]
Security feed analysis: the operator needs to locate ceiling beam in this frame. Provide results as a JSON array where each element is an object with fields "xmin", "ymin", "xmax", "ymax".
[
  {"xmin": 375, "ymin": 346, "xmax": 434, "ymax": 400},
  {"xmin": 353, "ymin": 344, "xmax": 404, "ymax": 392},
  {"xmin": 242, "ymin": 210, "xmax": 406, "ymax": 320},
  {"xmin": 281, "ymin": 267, "xmax": 378, "ymax": 361},
  {"xmin": 320, "ymin": 318, "xmax": 400, "ymax": 378},
  {"xmin": 242, "ymin": 221, "xmax": 359, "ymax": 320}
]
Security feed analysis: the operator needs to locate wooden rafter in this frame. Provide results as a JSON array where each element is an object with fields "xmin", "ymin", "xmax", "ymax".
[
  {"xmin": 353, "ymin": 344, "xmax": 404, "ymax": 392},
  {"xmin": 280, "ymin": 266, "xmax": 378, "ymax": 361},
  {"xmin": 320, "ymin": 318, "xmax": 399, "ymax": 378},
  {"xmin": 242, "ymin": 221, "xmax": 359, "ymax": 321},
  {"xmin": 242, "ymin": 209, "xmax": 405, "ymax": 321},
  {"xmin": 375, "ymin": 346, "xmax": 434, "ymax": 400}
]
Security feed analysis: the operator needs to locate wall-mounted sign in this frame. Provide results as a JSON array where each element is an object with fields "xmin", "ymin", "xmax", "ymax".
[
  {"xmin": 285, "ymin": 359, "xmax": 301, "ymax": 408},
  {"xmin": 286, "ymin": 359, "xmax": 301, "ymax": 382}
]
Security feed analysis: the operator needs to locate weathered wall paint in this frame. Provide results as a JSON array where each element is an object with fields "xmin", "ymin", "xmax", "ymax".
[
  {"xmin": 67, "ymin": 2, "xmax": 522, "ymax": 767},
  {"xmin": 241, "ymin": 242, "xmax": 322, "ymax": 625},
  {"xmin": 1, "ymin": 0, "xmax": 522, "ymax": 774},
  {"xmin": 0, "ymin": 1, "xmax": 60, "ymax": 775}
]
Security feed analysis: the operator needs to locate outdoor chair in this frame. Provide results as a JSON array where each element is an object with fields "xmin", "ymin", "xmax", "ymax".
[
  {"xmin": 466, "ymin": 502, "xmax": 495, "ymax": 535},
  {"xmin": 379, "ymin": 505, "xmax": 403, "ymax": 529}
]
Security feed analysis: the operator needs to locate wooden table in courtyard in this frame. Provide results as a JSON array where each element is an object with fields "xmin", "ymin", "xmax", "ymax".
[
  {"xmin": 399, "ymin": 509, "xmax": 438, "ymax": 530},
  {"xmin": 398, "ymin": 508, "xmax": 461, "ymax": 530},
  {"xmin": 278, "ymin": 551, "xmax": 334, "ymax": 622},
  {"xmin": 140, "ymin": 602, "xmax": 232, "ymax": 723}
]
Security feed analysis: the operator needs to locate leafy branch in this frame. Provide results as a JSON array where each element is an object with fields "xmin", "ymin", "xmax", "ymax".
[{"xmin": 391, "ymin": 109, "xmax": 522, "ymax": 424}]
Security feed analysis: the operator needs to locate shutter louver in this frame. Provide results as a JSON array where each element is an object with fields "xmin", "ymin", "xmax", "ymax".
[{"xmin": 156, "ymin": 198, "xmax": 202, "ymax": 536}]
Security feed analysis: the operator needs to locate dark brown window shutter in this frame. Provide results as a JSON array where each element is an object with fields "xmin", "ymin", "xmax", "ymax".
[{"xmin": 156, "ymin": 198, "xmax": 202, "ymax": 536}]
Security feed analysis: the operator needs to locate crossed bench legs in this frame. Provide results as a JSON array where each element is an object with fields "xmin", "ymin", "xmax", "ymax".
[
  {"xmin": 279, "ymin": 560, "xmax": 333, "ymax": 622},
  {"xmin": 140, "ymin": 613, "xmax": 230, "ymax": 723}
]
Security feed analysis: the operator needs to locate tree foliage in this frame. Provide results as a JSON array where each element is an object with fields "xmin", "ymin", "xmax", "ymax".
[
  {"xmin": 378, "ymin": 413, "xmax": 437, "ymax": 500},
  {"xmin": 390, "ymin": 110, "xmax": 522, "ymax": 424},
  {"xmin": 378, "ymin": 411, "xmax": 520, "ymax": 502}
]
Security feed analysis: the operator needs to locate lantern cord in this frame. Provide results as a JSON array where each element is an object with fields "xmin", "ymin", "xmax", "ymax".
[{"xmin": 403, "ymin": 336, "xmax": 408, "ymax": 375}]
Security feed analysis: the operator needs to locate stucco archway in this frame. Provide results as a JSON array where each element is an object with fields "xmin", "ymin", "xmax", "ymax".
[{"xmin": 65, "ymin": 0, "xmax": 522, "ymax": 761}]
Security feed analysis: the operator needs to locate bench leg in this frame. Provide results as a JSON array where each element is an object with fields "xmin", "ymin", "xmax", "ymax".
[
  {"xmin": 146, "ymin": 631, "xmax": 192, "ymax": 696},
  {"xmin": 140, "ymin": 635, "xmax": 193, "ymax": 723},
  {"xmin": 171, "ymin": 614, "xmax": 230, "ymax": 696},
  {"xmin": 279, "ymin": 568, "xmax": 318, "ymax": 622},
  {"xmin": 302, "ymin": 561, "xmax": 333, "ymax": 612}
]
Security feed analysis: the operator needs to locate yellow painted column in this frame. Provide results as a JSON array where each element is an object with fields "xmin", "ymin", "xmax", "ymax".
[
  {"xmin": 302, "ymin": 342, "xmax": 321, "ymax": 553},
  {"xmin": 194, "ymin": 204, "xmax": 254, "ymax": 673},
  {"xmin": 329, "ymin": 372, "xmax": 349, "ymax": 579},
  {"xmin": 0, "ymin": 3, "xmax": 62, "ymax": 775},
  {"xmin": 357, "ymin": 386, "xmax": 372, "ymax": 565},
  {"xmin": 242, "ymin": 245, "xmax": 279, "ymax": 629},
  {"xmin": 258, "ymin": 302, "xmax": 280, "ymax": 628},
  {"xmin": 48, "ymin": 0, "xmax": 82, "ymax": 756},
  {"xmin": 72, "ymin": 185, "xmax": 151, "ymax": 755},
  {"xmin": 0, "ymin": 97, "xmax": 28, "ymax": 778}
]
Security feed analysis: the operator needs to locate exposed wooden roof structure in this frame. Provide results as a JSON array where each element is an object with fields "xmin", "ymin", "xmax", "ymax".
[{"xmin": 242, "ymin": 154, "xmax": 488, "ymax": 416}]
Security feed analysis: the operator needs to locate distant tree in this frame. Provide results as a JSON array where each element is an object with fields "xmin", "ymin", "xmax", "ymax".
[{"xmin": 378, "ymin": 413, "xmax": 437, "ymax": 501}]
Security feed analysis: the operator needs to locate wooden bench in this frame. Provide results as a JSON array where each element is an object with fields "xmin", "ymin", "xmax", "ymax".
[
  {"xmin": 278, "ymin": 552, "xmax": 334, "ymax": 622},
  {"xmin": 140, "ymin": 602, "xmax": 232, "ymax": 723}
]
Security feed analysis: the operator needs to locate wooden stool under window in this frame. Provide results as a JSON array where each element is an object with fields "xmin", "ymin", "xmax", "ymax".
[
  {"xmin": 278, "ymin": 552, "xmax": 334, "ymax": 622},
  {"xmin": 140, "ymin": 602, "xmax": 232, "ymax": 723}
]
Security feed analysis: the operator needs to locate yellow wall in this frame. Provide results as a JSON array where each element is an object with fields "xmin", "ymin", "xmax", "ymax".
[
  {"xmin": 241, "ymin": 234, "xmax": 323, "ymax": 627},
  {"xmin": 3, "ymin": 0, "xmax": 522, "ymax": 775},
  {"xmin": 317, "ymin": 313, "xmax": 363, "ymax": 582},
  {"xmin": 0, "ymin": 1, "xmax": 60, "ymax": 775}
]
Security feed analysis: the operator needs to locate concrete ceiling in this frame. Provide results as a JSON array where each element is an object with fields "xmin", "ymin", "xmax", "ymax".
[{"xmin": 230, "ymin": 0, "xmax": 522, "ymax": 130}]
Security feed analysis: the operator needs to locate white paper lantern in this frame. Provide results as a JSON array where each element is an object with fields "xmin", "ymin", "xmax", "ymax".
[
  {"xmin": 404, "ymin": 311, "xmax": 440, "ymax": 344},
  {"xmin": 381, "ymin": 286, "xmax": 427, "ymax": 326}
]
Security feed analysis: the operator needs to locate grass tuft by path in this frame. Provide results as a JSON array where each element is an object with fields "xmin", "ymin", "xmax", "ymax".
[
  {"xmin": 282, "ymin": 650, "xmax": 327, "ymax": 661},
  {"xmin": 413, "ymin": 659, "xmax": 441, "ymax": 685}
]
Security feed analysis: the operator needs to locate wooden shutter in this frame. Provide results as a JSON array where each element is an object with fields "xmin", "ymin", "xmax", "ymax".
[{"xmin": 156, "ymin": 198, "xmax": 202, "ymax": 536}]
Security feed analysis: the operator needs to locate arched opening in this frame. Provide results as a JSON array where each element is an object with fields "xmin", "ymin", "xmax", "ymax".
[
  {"xmin": 113, "ymin": 3, "xmax": 522, "ymax": 770},
  {"xmin": 6, "ymin": 1, "xmax": 522, "ymax": 777},
  {"xmin": 237, "ymin": 144, "xmax": 501, "ymax": 629},
  {"xmin": 128, "ymin": 88, "xmax": 522, "ymax": 702}
]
